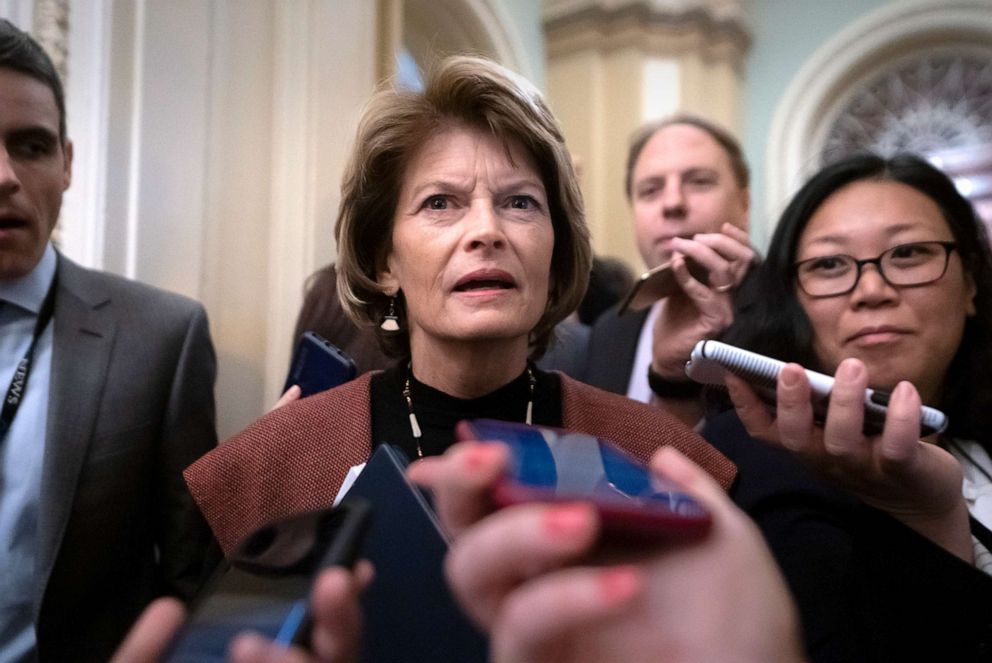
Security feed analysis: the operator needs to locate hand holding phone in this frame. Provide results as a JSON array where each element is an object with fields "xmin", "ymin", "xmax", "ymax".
[
  {"xmin": 685, "ymin": 340, "xmax": 948, "ymax": 436},
  {"xmin": 619, "ymin": 257, "xmax": 710, "ymax": 314},
  {"xmin": 455, "ymin": 419, "xmax": 711, "ymax": 542},
  {"xmin": 441, "ymin": 446, "xmax": 805, "ymax": 663},
  {"xmin": 284, "ymin": 332, "xmax": 357, "ymax": 398},
  {"xmin": 165, "ymin": 499, "xmax": 371, "ymax": 662}
]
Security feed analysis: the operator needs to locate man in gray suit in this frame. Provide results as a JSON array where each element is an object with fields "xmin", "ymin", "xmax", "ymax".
[{"xmin": 0, "ymin": 20, "xmax": 218, "ymax": 662}]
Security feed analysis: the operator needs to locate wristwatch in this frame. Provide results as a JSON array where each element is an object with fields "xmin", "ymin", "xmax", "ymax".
[{"xmin": 647, "ymin": 364, "xmax": 703, "ymax": 398}]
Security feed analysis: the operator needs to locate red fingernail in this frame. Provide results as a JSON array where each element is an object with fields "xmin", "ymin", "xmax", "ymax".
[
  {"xmin": 599, "ymin": 566, "xmax": 642, "ymax": 606},
  {"xmin": 543, "ymin": 503, "xmax": 593, "ymax": 537},
  {"xmin": 463, "ymin": 444, "xmax": 498, "ymax": 470}
]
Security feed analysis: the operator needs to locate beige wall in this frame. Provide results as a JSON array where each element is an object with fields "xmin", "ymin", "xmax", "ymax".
[
  {"xmin": 59, "ymin": 0, "xmax": 380, "ymax": 437},
  {"xmin": 547, "ymin": 48, "xmax": 645, "ymax": 263},
  {"xmin": 56, "ymin": 0, "xmax": 543, "ymax": 437},
  {"xmin": 544, "ymin": 1, "xmax": 749, "ymax": 272}
]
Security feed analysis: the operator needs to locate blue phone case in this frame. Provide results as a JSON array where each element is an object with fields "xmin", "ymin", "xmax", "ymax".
[{"xmin": 284, "ymin": 332, "xmax": 357, "ymax": 397}]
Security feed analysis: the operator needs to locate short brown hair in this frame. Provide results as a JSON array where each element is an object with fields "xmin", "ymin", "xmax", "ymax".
[
  {"xmin": 335, "ymin": 55, "xmax": 591, "ymax": 359},
  {"xmin": 624, "ymin": 114, "xmax": 749, "ymax": 199}
]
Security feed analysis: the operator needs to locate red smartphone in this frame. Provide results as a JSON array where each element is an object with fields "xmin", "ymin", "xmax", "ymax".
[{"xmin": 455, "ymin": 419, "xmax": 711, "ymax": 542}]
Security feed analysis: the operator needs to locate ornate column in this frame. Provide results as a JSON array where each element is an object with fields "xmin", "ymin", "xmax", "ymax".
[
  {"xmin": 24, "ymin": 0, "xmax": 68, "ymax": 247},
  {"xmin": 32, "ymin": 0, "xmax": 68, "ymax": 80},
  {"xmin": 544, "ymin": 0, "xmax": 749, "ymax": 269}
]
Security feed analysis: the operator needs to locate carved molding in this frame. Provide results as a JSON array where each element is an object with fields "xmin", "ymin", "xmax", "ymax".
[
  {"xmin": 543, "ymin": 0, "xmax": 749, "ymax": 65},
  {"xmin": 32, "ymin": 0, "xmax": 68, "ymax": 84},
  {"xmin": 402, "ymin": 0, "xmax": 534, "ymax": 82},
  {"xmin": 31, "ymin": 0, "xmax": 68, "ymax": 245}
]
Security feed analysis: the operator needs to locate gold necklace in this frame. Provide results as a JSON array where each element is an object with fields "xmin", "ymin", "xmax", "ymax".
[{"xmin": 402, "ymin": 365, "xmax": 537, "ymax": 459}]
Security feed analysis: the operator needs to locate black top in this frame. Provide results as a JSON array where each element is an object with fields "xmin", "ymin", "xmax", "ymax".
[
  {"xmin": 703, "ymin": 409, "xmax": 992, "ymax": 663},
  {"xmin": 370, "ymin": 364, "xmax": 563, "ymax": 461}
]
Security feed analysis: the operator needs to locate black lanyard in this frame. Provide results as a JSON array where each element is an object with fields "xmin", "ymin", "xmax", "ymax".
[
  {"xmin": 0, "ymin": 274, "xmax": 58, "ymax": 440},
  {"xmin": 971, "ymin": 516, "xmax": 992, "ymax": 553}
]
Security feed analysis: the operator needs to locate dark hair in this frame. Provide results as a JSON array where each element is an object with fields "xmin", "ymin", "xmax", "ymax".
[
  {"xmin": 724, "ymin": 153, "xmax": 992, "ymax": 442},
  {"xmin": 335, "ymin": 55, "xmax": 591, "ymax": 360},
  {"xmin": 625, "ymin": 114, "xmax": 749, "ymax": 199},
  {"xmin": 577, "ymin": 256, "xmax": 635, "ymax": 325},
  {"xmin": 0, "ymin": 19, "xmax": 66, "ymax": 141}
]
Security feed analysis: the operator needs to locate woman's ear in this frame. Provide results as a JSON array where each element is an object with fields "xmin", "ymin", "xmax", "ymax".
[{"xmin": 376, "ymin": 253, "xmax": 400, "ymax": 296}]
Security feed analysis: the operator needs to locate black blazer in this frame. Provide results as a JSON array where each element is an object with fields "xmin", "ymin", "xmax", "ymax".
[
  {"xmin": 541, "ymin": 305, "xmax": 648, "ymax": 393},
  {"xmin": 704, "ymin": 410, "xmax": 992, "ymax": 662}
]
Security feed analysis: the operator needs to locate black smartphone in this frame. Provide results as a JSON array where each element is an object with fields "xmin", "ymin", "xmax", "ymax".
[
  {"xmin": 340, "ymin": 444, "xmax": 489, "ymax": 662},
  {"xmin": 685, "ymin": 340, "xmax": 948, "ymax": 436},
  {"xmin": 165, "ymin": 498, "xmax": 372, "ymax": 662},
  {"xmin": 284, "ymin": 332, "xmax": 357, "ymax": 397},
  {"xmin": 618, "ymin": 257, "xmax": 710, "ymax": 314},
  {"xmin": 456, "ymin": 419, "xmax": 712, "ymax": 543}
]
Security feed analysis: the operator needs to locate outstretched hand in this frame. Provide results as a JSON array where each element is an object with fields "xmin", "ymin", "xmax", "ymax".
[
  {"xmin": 406, "ymin": 441, "xmax": 510, "ymax": 538},
  {"xmin": 110, "ymin": 598, "xmax": 186, "ymax": 663},
  {"xmin": 110, "ymin": 562, "xmax": 373, "ymax": 663},
  {"xmin": 649, "ymin": 222, "xmax": 756, "ymax": 381},
  {"xmin": 229, "ymin": 563, "xmax": 373, "ymax": 663},
  {"xmin": 413, "ymin": 441, "xmax": 806, "ymax": 663},
  {"xmin": 725, "ymin": 358, "xmax": 972, "ymax": 562},
  {"xmin": 271, "ymin": 385, "xmax": 302, "ymax": 412}
]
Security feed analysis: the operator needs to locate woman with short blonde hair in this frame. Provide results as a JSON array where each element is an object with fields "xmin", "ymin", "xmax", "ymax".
[
  {"xmin": 185, "ymin": 56, "xmax": 733, "ymax": 565},
  {"xmin": 335, "ymin": 55, "xmax": 590, "ymax": 359}
]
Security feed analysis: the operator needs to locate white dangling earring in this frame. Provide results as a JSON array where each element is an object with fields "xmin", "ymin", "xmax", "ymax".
[{"xmin": 380, "ymin": 296, "xmax": 400, "ymax": 332}]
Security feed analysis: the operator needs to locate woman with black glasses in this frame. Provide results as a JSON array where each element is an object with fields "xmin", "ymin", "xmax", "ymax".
[{"xmin": 707, "ymin": 152, "xmax": 992, "ymax": 662}]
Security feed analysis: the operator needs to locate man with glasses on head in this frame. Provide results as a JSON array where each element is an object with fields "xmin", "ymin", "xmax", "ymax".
[{"xmin": 0, "ymin": 20, "xmax": 218, "ymax": 662}]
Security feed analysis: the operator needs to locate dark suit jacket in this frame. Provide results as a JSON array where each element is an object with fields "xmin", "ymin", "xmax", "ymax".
[
  {"xmin": 32, "ymin": 255, "xmax": 219, "ymax": 662},
  {"xmin": 704, "ymin": 410, "xmax": 992, "ymax": 662},
  {"xmin": 542, "ymin": 305, "xmax": 648, "ymax": 393},
  {"xmin": 537, "ymin": 319, "xmax": 589, "ymax": 378},
  {"xmin": 547, "ymin": 264, "xmax": 762, "ymax": 393},
  {"xmin": 185, "ymin": 372, "xmax": 736, "ymax": 555}
]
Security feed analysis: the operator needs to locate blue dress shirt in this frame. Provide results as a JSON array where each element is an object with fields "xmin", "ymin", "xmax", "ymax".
[{"xmin": 0, "ymin": 244, "xmax": 56, "ymax": 663}]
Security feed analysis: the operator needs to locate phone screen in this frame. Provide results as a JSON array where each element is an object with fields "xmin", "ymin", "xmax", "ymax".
[
  {"xmin": 457, "ymin": 420, "xmax": 710, "ymax": 541},
  {"xmin": 166, "ymin": 499, "xmax": 370, "ymax": 662},
  {"xmin": 166, "ymin": 570, "xmax": 311, "ymax": 661}
]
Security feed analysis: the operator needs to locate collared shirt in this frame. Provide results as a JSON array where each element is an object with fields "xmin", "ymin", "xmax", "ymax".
[
  {"xmin": 626, "ymin": 300, "xmax": 663, "ymax": 405},
  {"xmin": 0, "ymin": 244, "xmax": 56, "ymax": 663},
  {"xmin": 948, "ymin": 438, "xmax": 992, "ymax": 576},
  {"xmin": 626, "ymin": 301, "xmax": 707, "ymax": 432}
]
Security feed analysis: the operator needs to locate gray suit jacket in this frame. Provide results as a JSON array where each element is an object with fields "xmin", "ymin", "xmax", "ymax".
[{"xmin": 31, "ymin": 255, "xmax": 219, "ymax": 662}]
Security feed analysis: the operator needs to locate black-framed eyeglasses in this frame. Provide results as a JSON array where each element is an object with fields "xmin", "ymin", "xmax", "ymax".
[{"xmin": 794, "ymin": 241, "xmax": 957, "ymax": 298}]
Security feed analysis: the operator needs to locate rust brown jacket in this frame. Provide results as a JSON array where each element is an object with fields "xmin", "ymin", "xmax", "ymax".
[{"xmin": 185, "ymin": 372, "xmax": 736, "ymax": 554}]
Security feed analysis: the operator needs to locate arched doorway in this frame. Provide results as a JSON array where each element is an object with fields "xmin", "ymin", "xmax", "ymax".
[{"xmin": 766, "ymin": 0, "xmax": 992, "ymax": 239}]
